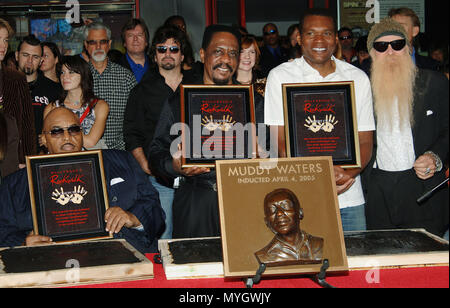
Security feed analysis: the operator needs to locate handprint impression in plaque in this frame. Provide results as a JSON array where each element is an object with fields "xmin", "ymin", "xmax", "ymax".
[
  {"xmin": 255, "ymin": 189, "xmax": 324, "ymax": 267},
  {"xmin": 201, "ymin": 115, "xmax": 236, "ymax": 132},
  {"xmin": 304, "ymin": 114, "xmax": 338, "ymax": 133},
  {"xmin": 51, "ymin": 185, "xmax": 88, "ymax": 206}
]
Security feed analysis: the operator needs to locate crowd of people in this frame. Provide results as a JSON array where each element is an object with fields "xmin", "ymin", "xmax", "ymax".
[{"xmin": 0, "ymin": 7, "xmax": 448, "ymax": 254}]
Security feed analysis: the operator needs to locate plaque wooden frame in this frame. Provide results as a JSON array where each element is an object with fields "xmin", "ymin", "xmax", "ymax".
[
  {"xmin": 282, "ymin": 81, "xmax": 361, "ymax": 168},
  {"xmin": 180, "ymin": 84, "xmax": 257, "ymax": 168},
  {"xmin": 26, "ymin": 150, "xmax": 112, "ymax": 243}
]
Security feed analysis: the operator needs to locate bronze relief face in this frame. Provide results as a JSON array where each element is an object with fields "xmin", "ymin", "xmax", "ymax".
[{"xmin": 256, "ymin": 189, "xmax": 324, "ymax": 267}]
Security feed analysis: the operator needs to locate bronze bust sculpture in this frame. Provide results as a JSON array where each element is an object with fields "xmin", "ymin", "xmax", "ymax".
[{"xmin": 255, "ymin": 188, "xmax": 324, "ymax": 267}]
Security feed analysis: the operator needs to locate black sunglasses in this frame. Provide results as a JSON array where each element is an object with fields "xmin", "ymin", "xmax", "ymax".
[
  {"xmin": 44, "ymin": 125, "xmax": 82, "ymax": 137},
  {"xmin": 373, "ymin": 39, "xmax": 406, "ymax": 53},
  {"xmin": 263, "ymin": 29, "xmax": 277, "ymax": 36},
  {"xmin": 156, "ymin": 46, "xmax": 180, "ymax": 54}
]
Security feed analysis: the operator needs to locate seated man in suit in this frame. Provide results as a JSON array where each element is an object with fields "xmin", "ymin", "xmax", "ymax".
[
  {"xmin": 0, "ymin": 107, "xmax": 165, "ymax": 253},
  {"xmin": 255, "ymin": 188, "xmax": 324, "ymax": 266}
]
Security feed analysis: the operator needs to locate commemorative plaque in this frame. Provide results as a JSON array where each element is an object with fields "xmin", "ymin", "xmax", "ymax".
[
  {"xmin": 283, "ymin": 81, "xmax": 361, "ymax": 168},
  {"xmin": 180, "ymin": 85, "xmax": 256, "ymax": 168},
  {"xmin": 26, "ymin": 150, "xmax": 112, "ymax": 243},
  {"xmin": 216, "ymin": 157, "xmax": 348, "ymax": 278}
]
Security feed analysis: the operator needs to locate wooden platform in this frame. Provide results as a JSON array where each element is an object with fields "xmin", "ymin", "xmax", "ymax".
[
  {"xmin": 0, "ymin": 239, "xmax": 153, "ymax": 288},
  {"xmin": 158, "ymin": 229, "xmax": 449, "ymax": 280}
]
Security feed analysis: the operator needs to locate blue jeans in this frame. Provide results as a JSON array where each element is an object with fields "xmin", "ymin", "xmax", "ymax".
[
  {"xmin": 340, "ymin": 204, "xmax": 367, "ymax": 232},
  {"xmin": 150, "ymin": 176, "xmax": 175, "ymax": 239},
  {"xmin": 444, "ymin": 229, "xmax": 449, "ymax": 241}
]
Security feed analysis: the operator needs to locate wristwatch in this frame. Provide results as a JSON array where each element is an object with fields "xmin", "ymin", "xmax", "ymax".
[{"xmin": 425, "ymin": 151, "xmax": 443, "ymax": 172}]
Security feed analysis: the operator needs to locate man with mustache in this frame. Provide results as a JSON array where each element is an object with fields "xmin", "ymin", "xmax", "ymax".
[
  {"xmin": 149, "ymin": 25, "xmax": 265, "ymax": 238},
  {"xmin": 365, "ymin": 18, "xmax": 449, "ymax": 237},
  {"xmin": 124, "ymin": 25, "xmax": 195, "ymax": 239},
  {"xmin": 84, "ymin": 22, "xmax": 137, "ymax": 150},
  {"xmin": 0, "ymin": 107, "xmax": 165, "ymax": 253},
  {"xmin": 16, "ymin": 35, "xmax": 62, "ymax": 150}
]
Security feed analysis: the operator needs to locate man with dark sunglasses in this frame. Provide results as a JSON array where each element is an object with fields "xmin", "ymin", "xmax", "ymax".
[
  {"xmin": 124, "ymin": 25, "xmax": 195, "ymax": 240},
  {"xmin": 338, "ymin": 27, "xmax": 357, "ymax": 64},
  {"xmin": 364, "ymin": 18, "xmax": 449, "ymax": 238},
  {"xmin": 258, "ymin": 23, "xmax": 289, "ymax": 78},
  {"xmin": 388, "ymin": 7, "xmax": 440, "ymax": 71},
  {"xmin": 0, "ymin": 107, "xmax": 165, "ymax": 253}
]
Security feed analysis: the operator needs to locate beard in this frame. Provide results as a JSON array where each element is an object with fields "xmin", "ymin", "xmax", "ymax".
[
  {"xmin": 370, "ymin": 49, "xmax": 417, "ymax": 130},
  {"xmin": 22, "ymin": 66, "xmax": 36, "ymax": 75},
  {"xmin": 160, "ymin": 57, "xmax": 176, "ymax": 70},
  {"xmin": 91, "ymin": 49, "xmax": 107, "ymax": 62}
]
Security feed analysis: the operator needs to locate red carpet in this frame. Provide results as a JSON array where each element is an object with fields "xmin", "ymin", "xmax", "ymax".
[{"xmin": 73, "ymin": 254, "xmax": 448, "ymax": 288}]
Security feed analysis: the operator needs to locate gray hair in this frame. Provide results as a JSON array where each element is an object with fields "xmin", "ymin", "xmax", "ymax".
[{"xmin": 84, "ymin": 22, "xmax": 112, "ymax": 40}]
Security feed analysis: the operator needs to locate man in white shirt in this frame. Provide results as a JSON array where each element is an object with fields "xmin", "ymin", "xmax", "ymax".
[{"xmin": 264, "ymin": 9, "xmax": 375, "ymax": 231}]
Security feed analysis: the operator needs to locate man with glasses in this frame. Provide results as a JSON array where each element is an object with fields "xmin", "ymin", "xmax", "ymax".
[
  {"xmin": 84, "ymin": 22, "xmax": 137, "ymax": 151},
  {"xmin": 365, "ymin": 18, "xmax": 448, "ymax": 237},
  {"xmin": 264, "ymin": 9, "xmax": 375, "ymax": 232},
  {"xmin": 16, "ymin": 35, "xmax": 62, "ymax": 150},
  {"xmin": 0, "ymin": 107, "xmax": 165, "ymax": 253},
  {"xmin": 258, "ymin": 23, "xmax": 289, "ymax": 78},
  {"xmin": 338, "ymin": 27, "xmax": 357, "ymax": 64},
  {"xmin": 124, "ymin": 25, "xmax": 195, "ymax": 239}
]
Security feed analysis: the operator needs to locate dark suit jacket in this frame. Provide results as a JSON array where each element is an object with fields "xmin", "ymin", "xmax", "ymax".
[
  {"xmin": 362, "ymin": 69, "xmax": 449, "ymax": 192},
  {"xmin": 257, "ymin": 45, "xmax": 289, "ymax": 78},
  {"xmin": 0, "ymin": 150, "xmax": 165, "ymax": 253},
  {"xmin": 415, "ymin": 54, "xmax": 440, "ymax": 71}
]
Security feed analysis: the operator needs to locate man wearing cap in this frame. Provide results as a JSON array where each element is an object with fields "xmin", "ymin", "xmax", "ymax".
[{"xmin": 365, "ymin": 18, "xmax": 449, "ymax": 237}]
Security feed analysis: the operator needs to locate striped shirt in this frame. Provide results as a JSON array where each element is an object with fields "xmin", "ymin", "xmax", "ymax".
[{"xmin": 89, "ymin": 60, "xmax": 137, "ymax": 150}]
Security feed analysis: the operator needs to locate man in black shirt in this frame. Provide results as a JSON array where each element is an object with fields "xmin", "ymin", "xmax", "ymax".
[
  {"xmin": 16, "ymin": 35, "xmax": 62, "ymax": 145},
  {"xmin": 124, "ymin": 25, "xmax": 195, "ymax": 239},
  {"xmin": 149, "ymin": 25, "xmax": 266, "ymax": 239}
]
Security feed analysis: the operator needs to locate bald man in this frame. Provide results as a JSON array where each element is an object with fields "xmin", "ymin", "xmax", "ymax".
[{"xmin": 0, "ymin": 107, "xmax": 165, "ymax": 253}]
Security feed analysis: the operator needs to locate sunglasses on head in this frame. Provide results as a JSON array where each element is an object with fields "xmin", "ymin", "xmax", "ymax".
[
  {"xmin": 156, "ymin": 46, "xmax": 180, "ymax": 54},
  {"xmin": 373, "ymin": 39, "xmax": 406, "ymax": 53},
  {"xmin": 44, "ymin": 125, "xmax": 82, "ymax": 138},
  {"xmin": 264, "ymin": 29, "xmax": 277, "ymax": 36}
]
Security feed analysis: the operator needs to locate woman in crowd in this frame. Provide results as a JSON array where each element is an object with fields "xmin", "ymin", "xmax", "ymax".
[
  {"xmin": 0, "ymin": 19, "xmax": 20, "ymax": 181},
  {"xmin": 236, "ymin": 35, "xmax": 268, "ymax": 97},
  {"xmin": 287, "ymin": 24, "xmax": 302, "ymax": 60},
  {"xmin": 43, "ymin": 56, "xmax": 109, "ymax": 150},
  {"xmin": 40, "ymin": 42, "xmax": 62, "ymax": 83}
]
